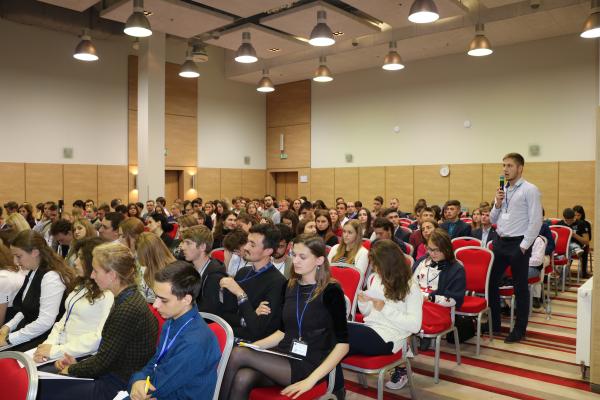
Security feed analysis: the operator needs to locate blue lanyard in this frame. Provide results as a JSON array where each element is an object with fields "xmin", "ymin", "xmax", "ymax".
[
  {"xmin": 504, "ymin": 183, "xmax": 521, "ymax": 212},
  {"xmin": 237, "ymin": 263, "xmax": 273, "ymax": 283},
  {"xmin": 64, "ymin": 288, "xmax": 86, "ymax": 329},
  {"xmin": 154, "ymin": 316, "xmax": 196, "ymax": 369},
  {"xmin": 296, "ymin": 284, "xmax": 316, "ymax": 341}
]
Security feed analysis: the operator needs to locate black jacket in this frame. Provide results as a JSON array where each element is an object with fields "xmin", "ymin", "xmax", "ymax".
[
  {"xmin": 413, "ymin": 258, "xmax": 466, "ymax": 308},
  {"xmin": 440, "ymin": 220, "xmax": 472, "ymax": 239}
]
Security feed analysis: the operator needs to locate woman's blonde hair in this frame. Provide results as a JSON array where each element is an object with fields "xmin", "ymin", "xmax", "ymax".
[
  {"xmin": 6, "ymin": 213, "xmax": 31, "ymax": 233},
  {"xmin": 92, "ymin": 242, "xmax": 137, "ymax": 286},
  {"xmin": 331, "ymin": 219, "xmax": 363, "ymax": 264},
  {"xmin": 288, "ymin": 234, "xmax": 333, "ymax": 301},
  {"xmin": 136, "ymin": 232, "xmax": 176, "ymax": 289},
  {"xmin": 73, "ymin": 218, "xmax": 97, "ymax": 239},
  {"xmin": 119, "ymin": 217, "xmax": 145, "ymax": 250}
]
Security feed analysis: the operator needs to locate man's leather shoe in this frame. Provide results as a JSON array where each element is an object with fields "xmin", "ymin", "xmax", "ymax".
[{"xmin": 504, "ymin": 331, "xmax": 525, "ymax": 343}]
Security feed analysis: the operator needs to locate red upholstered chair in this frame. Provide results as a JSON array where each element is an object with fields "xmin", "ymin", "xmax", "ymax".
[
  {"xmin": 399, "ymin": 218, "xmax": 414, "ymax": 227},
  {"xmin": 342, "ymin": 325, "xmax": 417, "ymax": 400},
  {"xmin": 0, "ymin": 351, "xmax": 38, "ymax": 400},
  {"xmin": 419, "ymin": 302, "xmax": 461, "ymax": 383},
  {"xmin": 545, "ymin": 230, "xmax": 560, "ymax": 304},
  {"xmin": 200, "ymin": 312, "xmax": 235, "ymax": 400},
  {"xmin": 325, "ymin": 246, "xmax": 332, "ymax": 256},
  {"xmin": 330, "ymin": 263, "xmax": 364, "ymax": 320},
  {"xmin": 451, "ymin": 236, "xmax": 482, "ymax": 251},
  {"xmin": 549, "ymin": 218, "xmax": 561, "ymax": 225},
  {"xmin": 400, "ymin": 226, "xmax": 413, "ymax": 237},
  {"xmin": 362, "ymin": 239, "xmax": 371, "ymax": 250},
  {"xmin": 148, "ymin": 303, "xmax": 166, "ymax": 345},
  {"xmin": 167, "ymin": 223, "xmax": 179, "ymax": 240},
  {"xmin": 404, "ymin": 254, "xmax": 414, "ymax": 269},
  {"xmin": 210, "ymin": 248, "xmax": 225, "ymax": 264},
  {"xmin": 404, "ymin": 242, "xmax": 414, "ymax": 257},
  {"xmin": 550, "ymin": 225, "xmax": 573, "ymax": 292},
  {"xmin": 460, "ymin": 217, "xmax": 473, "ymax": 224},
  {"xmin": 455, "ymin": 246, "xmax": 494, "ymax": 355},
  {"xmin": 354, "ymin": 274, "xmax": 377, "ymax": 323}
]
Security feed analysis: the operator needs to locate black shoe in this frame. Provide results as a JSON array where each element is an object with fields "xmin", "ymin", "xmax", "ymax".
[
  {"xmin": 504, "ymin": 331, "xmax": 525, "ymax": 343},
  {"xmin": 532, "ymin": 298, "xmax": 542, "ymax": 309},
  {"xmin": 501, "ymin": 306, "xmax": 511, "ymax": 316},
  {"xmin": 332, "ymin": 387, "xmax": 346, "ymax": 400},
  {"xmin": 480, "ymin": 322, "xmax": 502, "ymax": 336}
]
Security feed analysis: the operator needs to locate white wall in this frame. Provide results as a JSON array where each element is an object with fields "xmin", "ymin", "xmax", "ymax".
[
  {"xmin": 312, "ymin": 34, "xmax": 598, "ymax": 168},
  {"xmin": 0, "ymin": 19, "xmax": 130, "ymax": 165}
]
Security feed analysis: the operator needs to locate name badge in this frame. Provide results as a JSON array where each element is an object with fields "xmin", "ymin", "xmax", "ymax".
[
  {"xmin": 291, "ymin": 339, "xmax": 308, "ymax": 357},
  {"xmin": 501, "ymin": 213, "xmax": 510, "ymax": 220}
]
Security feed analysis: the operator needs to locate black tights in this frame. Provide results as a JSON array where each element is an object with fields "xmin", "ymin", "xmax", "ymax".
[{"xmin": 219, "ymin": 347, "xmax": 292, "ymax": 400}]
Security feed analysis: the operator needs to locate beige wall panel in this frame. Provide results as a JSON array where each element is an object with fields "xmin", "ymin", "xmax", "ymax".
[
  {"xmin": 266, "ymin": 172, "xmax": 277, "ymax": 198},
  {"xmin": 449, "ymin": 164, "xmax": 483, "ymax": 212},
  {"xmin": 284, "ymin": 172, "xmax": 298, "ymax": 201},
  {"xmin": 482, "ymin": 163, "xmax": 502, "ymax": 205},
  {"xmin": 220, "ymin": 169, "xmax": 242, "ymax": 201},
  {"xmin": 310, "ymin": 168, "xmax": 335, "ymax": 207},
  {"xmin": 165, "ymin": 62, "xmax": 197, "ymax": 117},
  {"xmin": 242, "ymin": 169, "xmax": 266, "ymax": 199},
  {"xmin": 98, "ymin": 165, "xmax": 128, "ymax": 206},
  {"xmin": 197, "ymin": 168, "xmax": 221, "ymax": 201},
  {"xmin": 385, "ymin": 166, "xmax": 414, "ymax": 213},
  {"xmin": 165, "ymin": 115, "xmax": 197, "ymax": 167},
  {"xmin": 359, "ymin": 167, "xmax": 385, "ymax": 207},
  {"xmin": 334, "ymin": 168, "xmax": 359, "ymax": 205},
  {"xmin": 25, "ymin": 164, "xmax": 63, "ymax": 206},
  {"xmin": 523, "ymin": 162, "xmax": 559, "ymax": 218},
  {"xmin": 0, "ymin": 163, "xmax": 25, "ymax": 206},
  {"xmin": 275, "ymin": 173, "xmax": 286, "ymax": 201},
  {"xmin": 414, "ymin": 165, "xmax": 449, "ymax": 207},
  {"xmin": 128, "ymin": 55, "xmax": 137, "ymax": 111},
  {"xmin": 558, "ymin": 161, "xmax": 595, "ymax": 223},
  {"xmin": 63, "ymin": 164, "xmax": 98, "ymax": 212},
  {"xmin": 267, "ymin": 80, "xmax": 310, "ymax": 128},
  {"xmin": 128, "ymin": 110, "xmax": 137, "ymax": 165},
  {"xmin": 267, "ymin": 124, "xmax": 310, "ymax": 169},
  {"xmin": 297, "ymin": 168, "xmax": 310, "ymax": 199}
]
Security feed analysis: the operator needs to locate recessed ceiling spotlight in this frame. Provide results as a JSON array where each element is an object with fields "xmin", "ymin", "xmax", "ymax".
[
  {"xmin": 268, "ymin": 48, "xmax": 281, "ymax": 52},
  {"xmin": 143, "ymin": 10, "xmax": 153, "ymax": 16},
  {"xmin": 332, "ymin": 31, "xmax": 344, "ymax": 36}
]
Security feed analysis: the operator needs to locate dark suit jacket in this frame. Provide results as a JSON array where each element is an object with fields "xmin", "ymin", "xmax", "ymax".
[
  {"xmin": 197, "ymin": 259, "xmax": 235, "ymax": 315},
  {"xmin": 471, "ymin": 226, "xmax": 498, "ymax": 246},
  {"xmin": 440, "ymin": 220, "xmax": 472, "ymax": 239}
]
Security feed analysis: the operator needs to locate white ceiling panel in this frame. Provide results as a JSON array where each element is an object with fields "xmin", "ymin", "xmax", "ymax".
[
  {"xmin": 481, "ymin": 0, "xmax": 523, "ymax": 8},
  {"xmin": 101, "ymin": 0, "xmax": 233, "ymax": 39},
  {"xmin": 38, "ymin": 0, "xmax": 98, "ymax": 12},
  {"xmin": 192, "ymin": 0, "xmax": 291, "ymax": 18},
  {"xmin": 205, "ymin": 23, "xmax": 308, "ymax": 59},
  {"xmin": 261, "ymin": 0, "xmax": 381, "ymax": 42}
]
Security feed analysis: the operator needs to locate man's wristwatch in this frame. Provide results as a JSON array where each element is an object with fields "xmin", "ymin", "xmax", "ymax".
[{"xmin": 237, "ymin": 293, "xmax": 248, "ymax": 305}]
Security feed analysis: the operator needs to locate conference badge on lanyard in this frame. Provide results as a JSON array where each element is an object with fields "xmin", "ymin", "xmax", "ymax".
[{"xmin": 291, "ymin": 285, "xmax": 316, "ymax": 357}]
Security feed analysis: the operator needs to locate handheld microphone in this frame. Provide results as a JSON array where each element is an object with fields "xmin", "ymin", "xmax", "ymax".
[{"xmin": 499, "ymin": 175, "xmax": 505, "ymax": 190}]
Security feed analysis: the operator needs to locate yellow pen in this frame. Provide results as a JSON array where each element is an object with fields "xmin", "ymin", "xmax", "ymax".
[{"xmin": 144, "ymin": 376, "xmax": 150, "ymax": 395}]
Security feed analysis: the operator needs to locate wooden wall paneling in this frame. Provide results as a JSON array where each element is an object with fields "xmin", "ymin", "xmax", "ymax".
[
  {"xmin": 482, "ymin": 163, "xmax": 502, "ymax": 205},
  {"xmin": 220, "ymin": 169, "xmax": 242, "ymax": 201},
  {"xmin": 98, "ymin": 165, "xmax": 128, "ymax": 206},
  {"xmin": 413, "ymin": 165, "xmax": 449, "ymax": 207},
  {"xmin": 266, "ymin": 80, "xmax": 310, "ymax": 128},
  {"xmin": 334, "ymin": 168, "xmax": 359, "ymax": 205},
  {"xmin": 275, "ymin": 173, "xmax": 286, "ymax": 201},
  {"xmin": 25, "ymin": 164, "xmax": 63, "ymax": 206},
  {"xmin": 297, "ymin": 168, "xmax": 310, "ymax": 199},
  {"xmin": 242, "ymin": 169, "xmax": 266, "ymax": 199},
  {"xmin": 284, "ymin": 172, "xmax": 299, "ymax": 201},
  {"xmin": 128, "ymin": 55, "xmax": 137, "ymax": 111},
  {"xmin": 63, "ymin": 164, "xmax": 98, "ymax": 212},
  {"xmin": 523, "ymin": 162, "xmax": 559, "ymax": 218},
  {"xmin": 449, "ymin": 164, "xmax": 483, "ymax": 212},
  {"xmin": 165, "ymin": 62, "xmax": 197, "ymax": 117},
  {"xmin": 266, "ymin": 172, "xmax": 277, "ymax": 198},
  {"xmin": 310, "ymin": 168, "xmax": 335, "ymax": 207},
  {"xmin": 0, "ymin": 163, "xmax": 25, "ymax": 206},
  {"xmin": 165, "ymin": 115, "xmax": 197, "ymax": 167},
  {"xmin": 558, "ymin": 161, "xmax": 595, "ymax": 223},
  {"xmin": 385, "ymin": 166, "xmax": 414, "ymax": 213},
  {"xmin": 267, "ymin": 124, "xmax": 310, "ymax": 169},
  {"xmin": 128, "ymin": 110, "xmax": 137, "ymax": 165},
  {"xmin": 359, "ymin": 167, "xmax": 385, "ymax": 207},
  {"xmin": 164, "ymin": 170, "xmax": 180, "ymax": 206},
  {"xmin": 196, "ymin": 168, "xmax": 221, "ymax": 201}
]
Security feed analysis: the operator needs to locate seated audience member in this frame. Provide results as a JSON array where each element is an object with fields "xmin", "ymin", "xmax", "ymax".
[
  {"xmin": 329, "ymin": 208, "xmax": 343, "ymax": 237},
  {"xmin": 383, "ymin": 208, "xmax": 410, "ymax": 243},
  {"xmin": 213, "ymin": 211, "xmax": 237, "ymax": 249},
  {"xmin": 297, "ymin": 218, "xmax": 317, "ymax": 236},
  {"xmin": 181, "ymin": 226, "xmax": 233, "ymax": 315},
  {"xmin": 136, "ymin": 232, "xmax": 176, "ymax": 303},
  {"xmin": 219, "ymin": 234, "xmax": 348, "ymax": 400},
  {"xmin": 37, "ymin": 242, "xmax": 158, "ymax": 400},
  {"xmin": 335, "ymin": 197, "xmax": 345, "ymax": 205},
  {"xmin": 315, "ymin": 210, "xmax": 339, "ymax": 247},
  {"xmin": 72, "ymin": 218, "xmax": 97, "ymax": 242},
  {"xmin": 291, "ymin": 199, "xmax": 302, "ymax": 215},
  {"xmin": 36, "ymin": 202, "xmax": 60, "ymax": 247},
  {"xmin": 313, "ymin": 200, "xmax": 327, "ymax": 211},
  {"xmin": 245, "ymin": 202, "xmax": 261, "ymax": 224},
  {"xmin": 471, "ymin": 207, "xmax": 497, "ymax": 247},
  {"xmin": 262, "ymin": 195, "xmax": 281, "ymax": 224},
  {"xmin": 118, "ymin": 217, "xmax": 145, "ymax": 252},
  {"xmin": 237, "ymin": 213, "xmax": 255, "ymax": 233},
  {"xmin": 127, "ymin": 203, "xmax": 141, "ymax": 220},
  {"xmin": 0, "ymin": 243, "xmax": 26, "ymax": 326},
  {"xmin": 328, "ymin": 220, "xmax": 369, "ymax": 275},
  {"xmin": 372, "ymin": 218, "xmax": 408, "ymax": 254},
  {"xmin": 408, "ymin": 207, "xmax": 435, "ymax": 254},
  {"xmin": 559, "ymin": 208, "xmax": 590, "ymax": 259},
  {"xmin": 336, "ymin": 202, "xmax": 349, "ymax": 226},
  {"xmin": 298, "ymin": 201, "xmax": 314, "ymax": 221},
  {"xmin": 0, "ymin": 231, "xmax": 75, "ymax": 351},
  {"xmin": 372, "ymin": 196, "xmax": 384, "ymax": 219},
  {"xmin": 6, "ymin": 212, "xmax": 31, "ymax": 234},
  {"xmin": 223, "ymin": 229, "xmax": 249, "ymax": 277},
  {"xmin": 280, "ymin": 210, "xmax": 300, "ymax": 234},
  {"xmin": 218, "ymin": 224, "xmax": 287, "ymax": 341},
  {"xmin": 439, "ymin": 200, "xmax": 472, "ymax": 239},
  {"xmin": 33, "ymin": 237, "xmax": 113, "ymax": 363},
  {"xmin": 99, "ymin": 212, "xmax": 124, "ymax": 243},
  {"xmin": 147, "ymin": 213, "xmax": 175, "ymax": 249},
  {"xmin": 350, "ymin": 240, "xmax": 422, "ymax": 390},
  {"xmin": 155, "ymin": 197, "xmax": 169, "ymax": 217},
  {"xmin": 50, "ymin": 219, "xmax": 74, "ymax": 262},
  {"xmin": 408, "ymin": 205, "xmax": 425, "ymax": 231},
  {"xmin": 346, "ymin": 201, "xmax": 358, "ymax": 220},
  {"xmin": 169, "ymin": 203, "xmax": 183, "ymax": 222},
  {"xmin": 19, "ymin": 203, "xmax": 37, "ymax": 228},
  {"xmin": 278, "ymin": 199, "xmax": 290, "ymax": 213},
  {"xmin": 471, "ymin": 208, "xmax": 482, "ymax": 230},
  {"xmin": 128, "ymin": 261, "xmax": 221, "ymax": 400},
  {"xmin": 357, "ymin": 207, "xmax": 373, "ymax": 239},
  {"xmin": 114, "ymin": 204, "xmax": 128, "ymax": 220},
  {"xmin": 93, "ymin": 204, "xmax": 110, "ymax": 231},
  {"xmin": 415, "ymin": 220, "xmax": 438, "ymax": 260},
  {"xmin": 527, "ymin": 235, "xmax": 547, "ymax": 309},
  {"xmin": 431, "ymin": 205, "xmax": 443, "ymax": 224},
  {"xmin": 573, "ymin": 205, "xmax": 591, "ymax": 278},
  {"xmin": 272, "ymin": 224, "xmax": 294, "ymax": 278},
  {"xmin": 4, "ymin": 201, "xmax": 19, "ymax": 216}
]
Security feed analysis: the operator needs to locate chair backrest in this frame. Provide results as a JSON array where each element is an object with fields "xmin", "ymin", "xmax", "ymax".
[
  {"xmin": 400, "ymin": 226, "xmax": 413, "ymax": 236},
  {"xmin": 330, "ymin": 263, "xmax": 364, "ymax": 320},
  {"xmin": 210, "ymin": 248, "xmax": 225, "ymax": 263},
  {"xmin": 549, "ymin": 225, "xmax": 572, "ymax": 257},
  {"xmin": 200, "ymin": 312, "xmax": 235, "ymax": 400},
  {"xmin": 452, "ymin": 236, "xmax": 482, "ymax": 251},
  {"xmin": 460, "ymin": 217, "xmax": 473, "ymax": 224},
  {"xmin": 404, "ymin": 254, "xmax": 414, "ymax": 269},
  {"xmin": 167, "ymin": 223, "xmax": 179, "ymax": 240},
  {"xmin": 549, "ymin": 218, "xmax": 561, "ymax": 225},
  {"xmin": 325, "ymin": 245, "xmax": 332, "ymax": 255},
  {"xmin": 0, "ymin": 351, "xmax": 38, "ymax": 400},
  {"xmin": 399, "ymin": 218, "xmax": 414, "ymax": 227},
  {"xmin": 361, "ymin": 239, "xmax": 371, "ymax": 250},
  {"xmin": 404, "ymin": 242, "xmax": 414, "ymax": 257},
  {"xmin": 148, "ymin": 303, "xmax": 166, "ymax": 345},
  {"xmin": 455, "ymin": 246, "xmax": 494, "ymax": 301}
]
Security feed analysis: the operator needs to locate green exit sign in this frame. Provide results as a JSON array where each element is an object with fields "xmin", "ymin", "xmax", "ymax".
[{"xmin": 280, "ymin": 153, "xmax": 288, "ymax": 159}]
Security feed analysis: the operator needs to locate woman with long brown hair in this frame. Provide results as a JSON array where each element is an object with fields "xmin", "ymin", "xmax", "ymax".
[
  {"xmin": 135, "ymin": 232, "xmax": 176, "ymax": 303},
  {"xmin": 327, "ymin": 219, "xmax": 369, "ymax": 275},
  {"xmin": 315, "ymin": 210, "xmax": 339, "ymax": 247},
  {"xmin": 0, "ymin": 230, "xmax": 75, "ymax": 351},
  {"xmin": 118, "ymin": 217, "xmax": 145, "ymax": 252},
  {"xmin": 220, "ymin": 234, "xmax": 348, "ymax": 400},
  {"xmin": 0, "ymin": 243, "xmax": 26, "ymax": 326}
]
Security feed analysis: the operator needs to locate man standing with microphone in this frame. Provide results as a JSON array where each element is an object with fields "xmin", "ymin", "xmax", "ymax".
[{"xmin": 488, "ymin": 153, "xmax": 542, "ymax": 343}]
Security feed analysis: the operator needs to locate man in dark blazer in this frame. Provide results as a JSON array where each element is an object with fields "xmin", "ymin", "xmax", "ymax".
[
  {"xmin": 440, "ymin": 200, "xmax": 472, "ymax": 239},
  {"xmin": 471, "ymin": 207, "xmax": 497, "ymax": 246}
]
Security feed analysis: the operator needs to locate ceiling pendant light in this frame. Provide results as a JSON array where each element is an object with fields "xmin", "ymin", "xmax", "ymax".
[
  {"xmin": 382, "ymin": 41, "xmax": 405, "ymax": 70},
  {"xmin": 309, "ymin": 10, "xmax": 335, "ymax": 46},
  {"xmin": 257, "ymin": 69, "xmax": 275, "ymax": 93},
  {"xmin": 408, "ymin": 0, "xmax": 439, "ymax": 23},
  {"xmin": 467, "ymin": 23, "xmax": 493, "ymax": 56},
  {"xmin": 581, "ymin": 0, "xmax": 600, "ymax": 38},
  {"xmin": 73, "ymin": 30, "xmax": 99, "ymax": 61},
  {"xmin": 124, "ymin": 0, "xmax": 152, "ymax": 37},
  {"xmin": 313, "ymin": 56, "xmax": 333, "ymax": 83},
  {"xmin": 235, "ymin": 32, "xmax": 258, "ymax": 63},
  {"xmin": 179, "ymin": 49, "xmax": 200, "ymax": 78}
]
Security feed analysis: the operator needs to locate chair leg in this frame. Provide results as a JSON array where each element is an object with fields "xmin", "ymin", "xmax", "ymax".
[
  {"xmin": 486, "ymin": 308, "xmax": 493, "ymax": 343},
  {"xmin": 377, "ymin": 369, "xmax": 385, "ymax": 400},
  {"xmin": 405, "ymin": 358, "xmax": 418, "ymax": 399},
  {"xmin": 358, "ymin": 373, "xmax": 368, "ymax": 389},
  {"xmin": 453, "ymin": 327, "xmax": 461, "ymax": 365},
  {"xmin": 434, "ymin": 335, "xmax": 442, "ymax": 384},
  {"xmin": 475, "ymin": 313, "xmax": 482, "ymax": 356},
  {"xmin": 410, "ymin": 335, "xmax": 418, "ymax": 356}
]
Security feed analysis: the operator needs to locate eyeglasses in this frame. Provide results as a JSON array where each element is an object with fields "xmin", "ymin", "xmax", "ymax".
[{"xmin": 426, "ymin": 247, "xmax": 442, "ymax": 254}]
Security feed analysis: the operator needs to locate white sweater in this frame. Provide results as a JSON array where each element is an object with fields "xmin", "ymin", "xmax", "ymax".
[
  {"xmin": 358, "ymin": 274, "xmax": 423, "ymax": 353},
  {"xmin": 327, "ymin": 244, "xmax": 370, "ymax": 276},
  {"xmin": 43, "ymin": 287, "xmax": 114, "ymax": 359},
  {"xmin": 0, "ymin": 269, "xmax": 27, "ymax": 306}
]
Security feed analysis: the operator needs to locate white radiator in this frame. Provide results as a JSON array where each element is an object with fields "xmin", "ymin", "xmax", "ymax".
[{"xmin": 576, "ymin": 277, "xmax": 593, "ymax": 370}]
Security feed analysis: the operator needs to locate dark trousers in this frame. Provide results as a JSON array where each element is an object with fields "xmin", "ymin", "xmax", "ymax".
[
  {"xmin": 488, "ymin": 238, "xmax": 532, "ymax": 334},
  {"xmin": 37, "ymin": 373, "xmax": 126, "ymax": 400}
]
